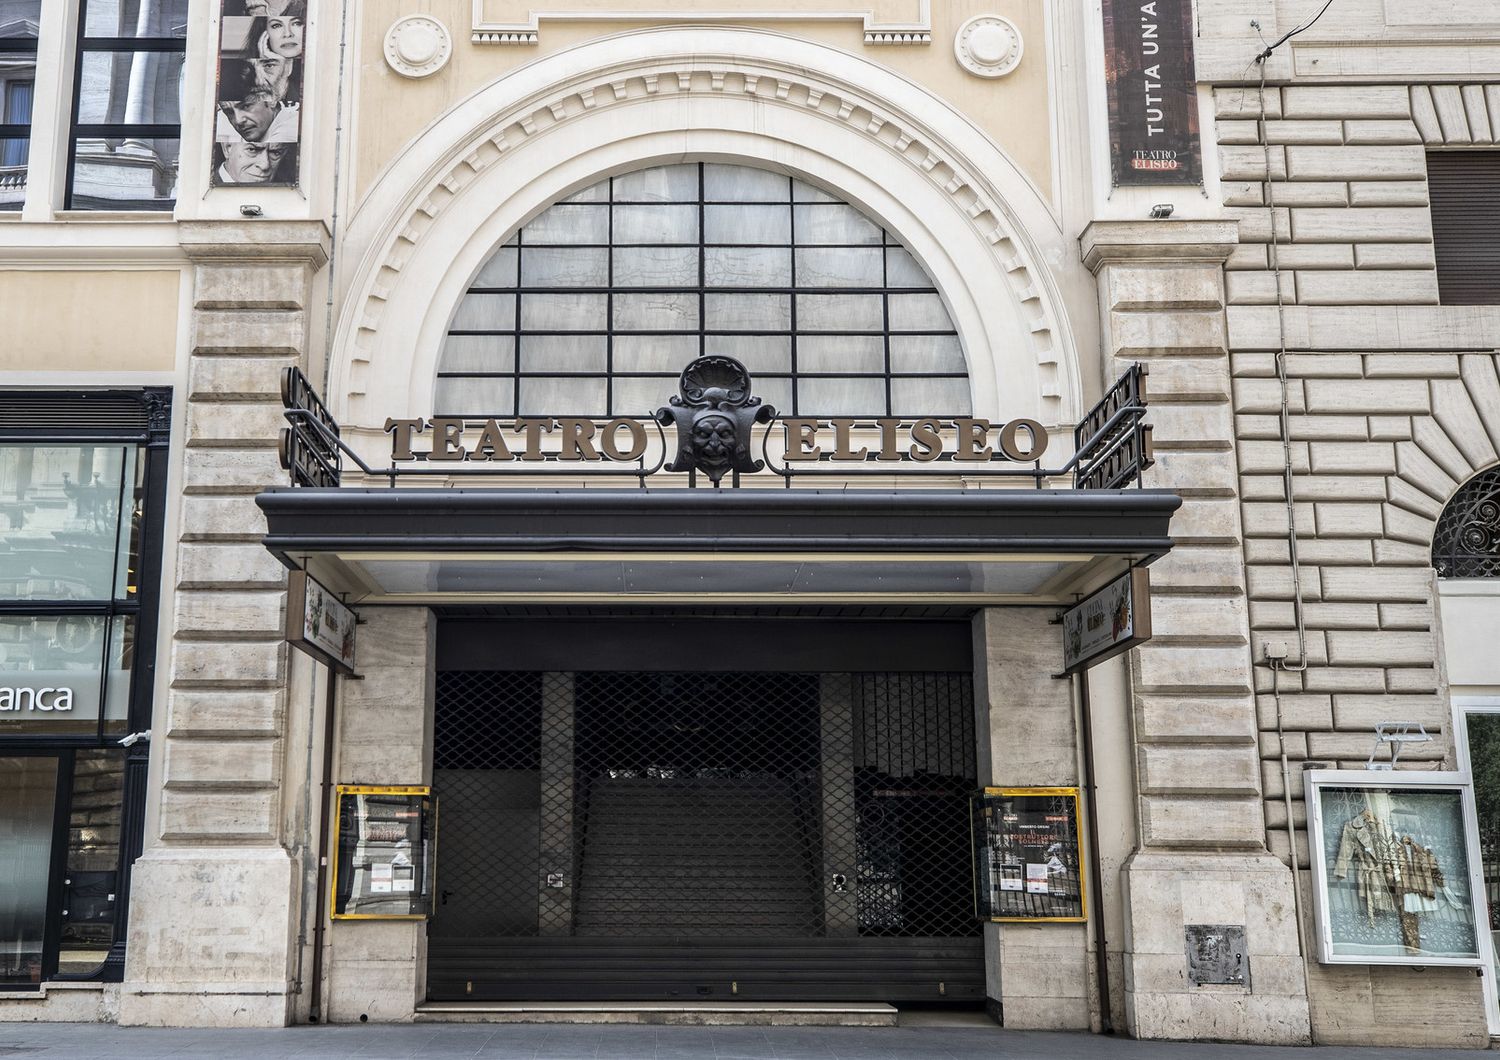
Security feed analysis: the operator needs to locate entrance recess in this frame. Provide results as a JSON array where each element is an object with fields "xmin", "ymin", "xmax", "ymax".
[{"xmin": 426, "ymin": 618, "xmax": 982, "ymax": 1002}]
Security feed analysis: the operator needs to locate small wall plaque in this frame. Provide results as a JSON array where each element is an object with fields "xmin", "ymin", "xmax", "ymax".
[{"xmin": 1185, "ymin": 924, "xmax": 1249, "ymax": 987}]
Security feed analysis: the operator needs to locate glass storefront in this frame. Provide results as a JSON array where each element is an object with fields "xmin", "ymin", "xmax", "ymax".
[
  {"xmin": 0, "ymin": 395, "xmax": 168, "ymax": 987},
  {"xmin": 0, "ymin": 757, "xmax": 58, "ymax": 984}
]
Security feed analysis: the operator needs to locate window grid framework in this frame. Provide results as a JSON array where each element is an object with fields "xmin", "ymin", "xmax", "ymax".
[
  {"xmin": 438, "ymin": 163, "xmax": 972, "ymax": 419},
  {"xmin": 0, "ymin": 5, "xmax": 39, "ymax": 210},
  {"xmin": 66, "ymin": 0, "xmax": 187, "ymax": 211}
]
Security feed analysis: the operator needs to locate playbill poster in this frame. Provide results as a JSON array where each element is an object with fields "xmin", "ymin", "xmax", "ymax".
[{"xmin": 212, "ymin": 0, "xmax": 303, "ymax": 186}]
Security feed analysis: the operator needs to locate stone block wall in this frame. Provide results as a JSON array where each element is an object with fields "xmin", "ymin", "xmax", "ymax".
[
  {"xmin": 120, "ymin": 222, "xmax": 330, "ymax": 1029},
  {"xmin": 1082, "ymin": 222, "xmax": 1310, "ymax": 1044},
  {"xmin": 1214, "ymin": 84, "xmax": 1440, "ymax": 308},
  {"xmin": 972, "ymin": 609, "xmax": 1091, "ymax": 1031},
  {"xmin": 325, "ymin": 608, "xmax": 435, "ymax": 1024},
  {"xmin": 1214, "ymin": 82, "xmax": 1499, "ymax": 1048}
]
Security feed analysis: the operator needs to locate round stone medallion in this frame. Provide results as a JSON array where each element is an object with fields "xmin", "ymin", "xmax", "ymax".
[
  {"xmin": 954, "ymin": 15, "xmax": 1024, "ymax": 79},
  {"xmin": 385, "ymin": 15, "xmax": 452, "ymax": 79}
]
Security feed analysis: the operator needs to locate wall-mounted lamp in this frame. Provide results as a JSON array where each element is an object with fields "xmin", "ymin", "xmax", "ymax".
[
  {"xmin": 240, "ymin": 204, "xmax": 263, "ymax": 217},
  {"xmin": 1148, "ymin": 203, "xmax": 1175, "ymax": 219}
]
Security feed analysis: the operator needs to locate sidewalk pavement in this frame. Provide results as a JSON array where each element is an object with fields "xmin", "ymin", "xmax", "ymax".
[{"xmin": 0, "ymin": 1017, "xmax": 1486, "ymax": 1060}]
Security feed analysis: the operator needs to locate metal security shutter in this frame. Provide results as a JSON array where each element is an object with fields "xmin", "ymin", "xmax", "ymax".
[
  {"xmin": 1428, "ymin": 151, "xmax": 1500, "ymax": 305},
  {"xmin": 426, "ymin": 626, "xmax": 984, "ymax": 1003}
]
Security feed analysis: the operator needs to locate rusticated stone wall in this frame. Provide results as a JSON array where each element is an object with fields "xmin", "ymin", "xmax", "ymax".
[{"xmin": 1214, "ymin": 82, "xmax": 1498, "ymax": 1048}]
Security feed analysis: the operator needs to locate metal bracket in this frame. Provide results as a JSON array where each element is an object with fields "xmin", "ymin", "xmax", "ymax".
[{"xmin": 1366, "ymin": 722, "xmax": 1432, "ymax": 770}]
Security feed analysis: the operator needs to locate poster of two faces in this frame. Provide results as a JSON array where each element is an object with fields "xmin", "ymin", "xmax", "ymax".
[{"xmin": 213, "ymin": 0, "xmax": 303, "ymax": 186}]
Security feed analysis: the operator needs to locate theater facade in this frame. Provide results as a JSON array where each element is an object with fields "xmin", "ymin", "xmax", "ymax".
[{"xmin": 3, "ymin": 0, "xmax": 1500, "ymax": 1049}]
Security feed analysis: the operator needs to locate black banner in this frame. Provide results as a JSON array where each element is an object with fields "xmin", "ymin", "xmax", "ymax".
[{"xmin": 1102, "ymin": 0, "xmax": 1201, "ymax": 186}]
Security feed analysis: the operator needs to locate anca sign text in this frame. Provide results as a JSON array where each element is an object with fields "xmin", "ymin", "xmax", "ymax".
[{"xmin": 0, "ymin": 686, "xmax": 76, "ymax": 711}]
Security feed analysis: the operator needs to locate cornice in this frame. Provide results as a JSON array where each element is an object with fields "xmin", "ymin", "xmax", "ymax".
[
  {"xmin": 0, "ymin": 220, "xmax": 186, "ymax": 266},
  {"xmin": 469, "ymin": 2, "xmax": 932, "ymax": 45},
  {"xmin": 1079, "ymin": 220, "xmax": 1240, "ymax": 274},
  {"xmin": 179, "ymin": 220, "xmax": 332, "ymax": 268}
]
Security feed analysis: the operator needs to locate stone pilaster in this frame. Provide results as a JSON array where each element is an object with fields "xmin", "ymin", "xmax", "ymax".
[
  {"xmin": 326, "ymin": 607, "xmax": 436, "ymax": 1024},
  {"xmin": 1081, "ymin": 221, "xmax": 1311, "ymax": 1044},
  {"xmin": 120, "ymin": 222, "xmax": 330, "ymax": 1029},
  {"xmin": 971, "ymin": 608, "xmax": 1090, "ymax": 1031}
]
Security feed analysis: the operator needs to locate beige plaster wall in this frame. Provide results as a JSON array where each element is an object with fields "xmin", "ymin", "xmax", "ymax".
[
  {"xmin": 350, "ymin": 1, "xmax": 1052, "ymax": 206},
  {"xmin": 0, "ymin": 270, "xmax": 180, "ymax": 373}
]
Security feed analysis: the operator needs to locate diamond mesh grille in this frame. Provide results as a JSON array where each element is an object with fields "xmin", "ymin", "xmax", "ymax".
[{"xmin": 431, "ymin": 670, "xmax": 978, "ymax": 942}]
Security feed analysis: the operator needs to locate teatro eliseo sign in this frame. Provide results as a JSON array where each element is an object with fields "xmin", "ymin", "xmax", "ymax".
[
  {"xmin": 383, "ymin": 356, "xmax": 1048, "ymax": 486},
  {"xmin": 280, "ymin": 357, "xmax": 1155, "ymax": 491}
]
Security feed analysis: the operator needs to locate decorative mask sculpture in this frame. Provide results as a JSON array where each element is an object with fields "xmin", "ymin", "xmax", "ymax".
[{"xmin": 656, "ymin": 356, "xmax": 775, "ymax": 486}]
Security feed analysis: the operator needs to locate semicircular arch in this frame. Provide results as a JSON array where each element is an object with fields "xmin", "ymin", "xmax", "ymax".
[{"xmin": 330, "ymin": 26, "xmax": 1089, "ymax": 434}]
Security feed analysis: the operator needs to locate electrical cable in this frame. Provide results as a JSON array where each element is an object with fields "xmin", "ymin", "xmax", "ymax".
[
  {"xmin": 1257, "ymin": 56, "xmax": 1310, "ymax": 675},
  {"xmin": 1256, "ymin": 0, "xmax": 1336, "ymax": 61},
  {"xmin": 1252, "ymin": 1, "xmax": 1338, "ymax": 674},
  {"xmin": 1248, "ymin": 0, "xmax": 1338, "ymax": 999}
]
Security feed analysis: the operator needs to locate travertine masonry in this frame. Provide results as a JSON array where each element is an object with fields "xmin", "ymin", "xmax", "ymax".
[
  {"xmin": 1217, "ymin": 80, "xmax": 1496, "ymax": 1048},
  {"xmin": 120, "ymin": 222, "xmax": 330, "ymax": 1029},
  {"xmin": 1082, "ymin": 222, "xmax": 1310, "ymax": 1045},
  {"xmin": 1215, "ymin": 85, "xmax": 1440, "ymax": 309},
  {"xmin": 326, "ymin": 607, "xmax": 435, "ymax": 1024},
  {"xmin": 971, "ymin": 609, "xmax": 1090, "ymax": 1032}
]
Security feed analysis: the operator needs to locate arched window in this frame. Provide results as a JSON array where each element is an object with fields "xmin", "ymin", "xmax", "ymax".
[
  {"xmin": 437, "ymin": 163, "xmax": 971, "ymax": 418},
  {"xmin": 1432, "ymin": 465, "xmax": 1500, "ymax": 577}
]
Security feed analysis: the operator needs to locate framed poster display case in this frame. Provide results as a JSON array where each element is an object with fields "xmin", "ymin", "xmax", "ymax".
[
  {"xmin": 330, "ymin": 785, "xmax": 436, "ymax": 920},
  {"xmin": 971, "ymin": 787, "xmax": 1086, "ymax": 923},
  {"xmin": 1305, "ymin": 770, "xmax": 1485, "ymax": 966}
]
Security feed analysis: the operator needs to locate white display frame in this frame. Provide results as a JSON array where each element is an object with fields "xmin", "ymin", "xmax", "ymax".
[
  {"xmin": 1306, "ymin": 769, "xmax": 1487, "ymax": 967},
  {"xmin": 1452, "ymin": 695, "xmax": 1500, "ymax": 1037}
]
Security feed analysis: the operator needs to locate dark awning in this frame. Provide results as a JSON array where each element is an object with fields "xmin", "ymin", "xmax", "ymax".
[{"xmin": 255, "ymin": 488, "xmax": 1180, "ymax": 606}]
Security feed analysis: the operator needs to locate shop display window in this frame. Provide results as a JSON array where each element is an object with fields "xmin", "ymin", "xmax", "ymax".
[
  {"xmin": 0, "ymin": 445, "xmax": 139, "ymax": 603},
  {"xmin": 0, "ymin": 394, "xmax": 168, "ymax": 989},
  {"xmin": 0, "ymin": 444, "xmax": 143, "ymax": 741},
  {"xmin": 1307, "ymin": 771, "xmax": 1485, "ymax": 966}
]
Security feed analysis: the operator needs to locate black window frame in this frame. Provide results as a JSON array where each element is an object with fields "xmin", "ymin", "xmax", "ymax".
[
  {"xmin": 65, "ymin": 1, "xmax": 187, "ymax": 211},
  {"xmin": 438, "ymin": 162, "xmax": 973, "ymax": 420},
  {"xmin": 0, "ymin": 388, "xmax": 171, "ymax": 987},
  {"xmin": 0, "ymin": 7, "xmax": 41, "ymax": 209}
]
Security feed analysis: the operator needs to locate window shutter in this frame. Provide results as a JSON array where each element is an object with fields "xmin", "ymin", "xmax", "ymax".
[{"xmin": 1428, "ymin": 151, "xmax": 1500, "ymax": 306}]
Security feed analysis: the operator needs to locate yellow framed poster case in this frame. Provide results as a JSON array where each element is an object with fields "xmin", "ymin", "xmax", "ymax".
[
  {"xmin": 972, "ymin": 786, "xmax": 1087, "ymax": 923},
  {"xmin": 330, "ymin": 785, "xmax": 438, "ymax": 921}
]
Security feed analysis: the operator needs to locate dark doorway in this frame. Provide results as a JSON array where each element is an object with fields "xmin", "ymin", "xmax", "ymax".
[{"xmin": 427, "ymin": 618, "xmax": 984, "ymax": 1002}]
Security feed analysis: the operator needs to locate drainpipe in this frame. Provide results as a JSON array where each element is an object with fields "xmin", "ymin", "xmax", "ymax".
[
  {"xmin": 320, "ymin": 0, "xmax": 353, "ymax": 393},
  {"xmin": 308, "ymin": 0, "xmax": 353, "ymax": 1019},
  {"xmin": 1075, "ymin": 671, "xmax": 1114, "ymax": 1035},
  {"xmin": 308, "ymin": 672, "xmax": 338, "ymax": 1022}
]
